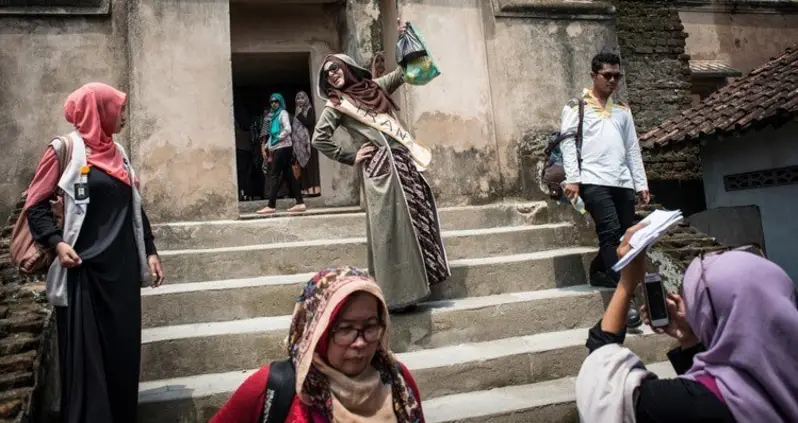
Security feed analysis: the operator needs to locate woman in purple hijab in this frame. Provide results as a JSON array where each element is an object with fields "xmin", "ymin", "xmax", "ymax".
[{"xmin": 575, "ymin": 223, "xmax": 798, "ymax": 423}]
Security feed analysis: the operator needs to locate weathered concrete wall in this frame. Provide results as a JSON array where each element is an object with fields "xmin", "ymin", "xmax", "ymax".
[
  {"xmin": 0, "ymin": 0, "xmax": 128, "ymax": 223},
  {"xmin": 688, "ymin": 205, "xmax": 766, "ymax": 255},
  {"xmin": 681, "ymin": 7, "xmax": 798, "ymax": 74},
  {"xmin": 340, "ymin": 0, "xmax": 383, "ymax": 68},
  {"xmin": 396, "ymin": 0, "xmax": 502, "ymax": 206},
  {"xmin": 483, "ymin": 1, "xmax": 622, "ymax": 200},
  {"xmin": 128, "ymin": 0, "xmax": 238, "ymax": 222},
  {"xmin": 231, "ymin": 3, "xmax": 360, "ymax": 207},
  {"xmin": 701, "ymin": 122, "xmax": 798, "ymax": 281}
]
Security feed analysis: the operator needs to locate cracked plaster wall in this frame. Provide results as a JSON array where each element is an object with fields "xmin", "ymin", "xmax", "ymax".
[
  {"xmin": 393, "ymin": 0, "xmax": 503, "ymax": 205},
  {"xmin": 127, "ymin": 0, "xmax": 239, "ymax": 222},
  {"xmin": 0, "ymin": 0, "xmax": 128, "ymax": 224},
  {"xmin": 388, "ymin": 1, "xmax": 621, "ymax": 204},
  {"xmin": 484, "ymin": 1, "xmax": 621, "ymax": 201},
  {"xmin": 681, "ymin": 7, "xmax": 798, "ymax": 75}
]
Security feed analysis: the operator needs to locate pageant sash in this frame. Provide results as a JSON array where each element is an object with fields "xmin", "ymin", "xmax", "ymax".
[{"xmin": 327, "ymin": 97, "xmax": 431, "ymax": 171}]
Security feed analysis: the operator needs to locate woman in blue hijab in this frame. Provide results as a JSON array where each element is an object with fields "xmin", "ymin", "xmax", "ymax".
[{"xmin": 258, "ymin": 93, "xmax": 306, "ymax": 214}]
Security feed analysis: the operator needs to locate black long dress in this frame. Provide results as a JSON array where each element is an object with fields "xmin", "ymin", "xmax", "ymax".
[{"xmin": 27, "ymin": 168, "xmax": 156, "ymax": 423}]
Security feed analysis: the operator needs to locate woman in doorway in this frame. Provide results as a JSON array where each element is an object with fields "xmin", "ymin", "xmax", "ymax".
[
  {"xmin": 24, "ymin": 82, "xmax": 165, "ymax": 423},
  {"xmin": 311, "ymin": 21, "xmax": 450, "ymax": 311},
  {"xmin": 258, "ymin": 93, "xmax": 306, "ymax": 214},
  {"xmin": 292, "ymin": 91, "xmax": 321, "ymax": 196}
]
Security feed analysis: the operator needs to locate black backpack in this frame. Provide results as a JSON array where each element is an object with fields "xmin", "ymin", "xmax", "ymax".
[
  {"xmin": 260, "ymin": 359, "xmax": 296, "ymax": 423},
  {"xmin": 541, "ymin": 98, "xmax": 585, "ymax": 199}
]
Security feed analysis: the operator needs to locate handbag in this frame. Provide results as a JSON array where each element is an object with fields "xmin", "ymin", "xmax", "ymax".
[{"xmin": 10, "ymin": 134, "xmax": 74, "ymax": 273}]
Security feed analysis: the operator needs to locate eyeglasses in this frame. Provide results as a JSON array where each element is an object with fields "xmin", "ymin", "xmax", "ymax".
[
  {"xmin": 598, "ymin": 71, "xmax": 624, "ymax": 81},
  {"xmin": 330, "ymin": 323, "xmax": 384, "ymax": 346},
  {"xmin": 324, "ymin": 61, "xmax": 341, "ymax": 74}
]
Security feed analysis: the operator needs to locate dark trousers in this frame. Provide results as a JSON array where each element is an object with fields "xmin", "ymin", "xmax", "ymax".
[
  {"xmin": 268, "ymin": 147, "xmax": 303, "ymax": 208},
  {"xmin": 581, "ymin": 184, "xmax": 637, "ymax": 283}
]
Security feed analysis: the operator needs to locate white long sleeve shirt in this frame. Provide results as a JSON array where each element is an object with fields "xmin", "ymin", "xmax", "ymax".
[{"xmin": 559, "ymin": 89, "xmax": 648, "ymax": 192}]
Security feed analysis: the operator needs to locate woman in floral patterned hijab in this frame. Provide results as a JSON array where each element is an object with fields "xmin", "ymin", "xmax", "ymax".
[{"xmin": 212, "ymin": 266, "xmax": 425, "ymax": 423}]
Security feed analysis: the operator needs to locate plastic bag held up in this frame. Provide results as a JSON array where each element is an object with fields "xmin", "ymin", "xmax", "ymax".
[
  {"xmin": 396, "ymin": 23, "xmax": 441, "ymax": 86},
  {"xmin": 396, "ymin": 23, "xmax": 427, "ymax": 65}
]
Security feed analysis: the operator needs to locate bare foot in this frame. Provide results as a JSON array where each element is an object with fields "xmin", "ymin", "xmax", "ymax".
[
  {"xmin": 256, "ymin": 206, "xmax": 277, "ymax": 214},
  {"xmin": 287, "ymin": 204, "xmax": 307, "ymax": 213}
]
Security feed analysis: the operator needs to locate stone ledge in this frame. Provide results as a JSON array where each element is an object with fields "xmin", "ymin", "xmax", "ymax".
[
  {"xmin": 493, "ymin": 0, "xmax": 616, "ymax": 20},
  {"xmin": 0, "ymin": 0, "xmax": 109, "ymax": 16},
  {"xmin": 676, "ymin": 0, "xmax": 798, "ymax": 14}
]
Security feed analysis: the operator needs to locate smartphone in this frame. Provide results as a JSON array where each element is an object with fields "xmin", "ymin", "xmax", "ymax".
[{"xmin": 643, "ymin": 273, "xmax": 670, "ymax": 328}]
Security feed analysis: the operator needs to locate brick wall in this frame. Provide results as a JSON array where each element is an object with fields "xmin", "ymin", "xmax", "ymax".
[
  {"xmin": 0, "ymin": 197, "xmax": 55, "ymax": 422},
  {"xmin": 607, "ymin": 0, "xmax": 701, "ymax": 180}
]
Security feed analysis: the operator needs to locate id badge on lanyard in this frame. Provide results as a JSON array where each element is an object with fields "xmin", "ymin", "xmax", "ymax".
[{"xmin": 74, "ymin": 165, "xmax": 90, "ymax": 205}]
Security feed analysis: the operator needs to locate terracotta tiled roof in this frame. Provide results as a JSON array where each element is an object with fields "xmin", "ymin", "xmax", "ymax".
[{"xmin": 641, "ymin": 45, "xmax": 798, "ymax": 148}]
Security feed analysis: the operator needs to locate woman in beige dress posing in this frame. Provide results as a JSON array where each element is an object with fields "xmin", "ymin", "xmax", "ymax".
[{"xmin": 312, "ymin": 22, "xmax": 449, "ymax": 311}]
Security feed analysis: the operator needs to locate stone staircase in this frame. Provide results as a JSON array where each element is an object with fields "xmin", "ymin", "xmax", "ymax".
[{"xmin": 137, "ymin": 201, "xmax": 676, "ymax": 422}]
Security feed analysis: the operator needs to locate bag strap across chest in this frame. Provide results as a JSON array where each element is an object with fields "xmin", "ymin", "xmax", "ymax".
[
  {"xmin": 260, "ymin": 359, "xmax": 296, "ymax": 423},
  {"xmin": 327, "ymin": 98, "xmax": 432, "ymax": 171}
]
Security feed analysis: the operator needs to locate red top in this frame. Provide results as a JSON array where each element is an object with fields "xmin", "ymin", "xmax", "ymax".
[{"xmin": 210, "ymin": 362, "xmax": 425, "ymax": 423}]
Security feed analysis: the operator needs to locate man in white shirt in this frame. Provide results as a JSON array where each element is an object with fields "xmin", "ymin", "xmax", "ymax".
[{"xmin": 560, "ymin": 52, "xmax": 650, "ymax": 326}]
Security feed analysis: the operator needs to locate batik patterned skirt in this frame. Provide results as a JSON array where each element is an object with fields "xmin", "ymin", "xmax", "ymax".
[{"xmin": 388, "ymin": 148, "xmax": 449, "ymax": 285}]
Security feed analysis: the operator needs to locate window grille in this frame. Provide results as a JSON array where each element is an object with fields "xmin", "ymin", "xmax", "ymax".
[{"xmin": 723, "ymin": 165, "xmax": 798, "ymax": 192}]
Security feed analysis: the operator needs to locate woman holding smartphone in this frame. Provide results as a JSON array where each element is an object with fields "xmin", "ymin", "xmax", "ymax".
[{"xmin": 575, "ymin": 224, "xmax": 798, "ymax": 422}]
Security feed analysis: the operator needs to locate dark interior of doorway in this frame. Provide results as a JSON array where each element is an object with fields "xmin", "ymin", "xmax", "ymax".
[{"xmin": 232, "ymin": 52, "xmax": 320, "ymax": 202}]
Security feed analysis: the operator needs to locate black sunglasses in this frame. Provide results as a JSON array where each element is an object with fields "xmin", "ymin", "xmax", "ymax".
[
  {"xmin": 324, "ymin": 61, "xmax": 341, "ymax": 73},
  {"xmin": 598, "ymin": 71, "xmax": 624, "ymax": 81}
]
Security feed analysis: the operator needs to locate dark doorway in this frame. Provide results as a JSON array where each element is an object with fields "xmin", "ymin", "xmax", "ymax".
[{"xmin": 231, "ymin": 52, "xmax": 321, "ymax": 202}]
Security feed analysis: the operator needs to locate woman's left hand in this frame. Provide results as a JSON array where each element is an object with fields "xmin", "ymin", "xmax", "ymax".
[
  {"xmin": 397, "ymin": 18, "xmax": 408, "ymax": 35},
  {"xmin": 640, "ymin": 292, "xmax": 699, "ymax": 348},
  {"xmin": 616, "ymin": 221, "xmax": 649, "ymax": 287},
  {"xmin": 148, "ymin": 254, "xmax": 165, "ymax": 287}
]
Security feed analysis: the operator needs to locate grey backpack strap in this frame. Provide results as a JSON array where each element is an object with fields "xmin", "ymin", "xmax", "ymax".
[{"xmin": 576, "ymin": 98, "xmax": 585, "ymax": 171}]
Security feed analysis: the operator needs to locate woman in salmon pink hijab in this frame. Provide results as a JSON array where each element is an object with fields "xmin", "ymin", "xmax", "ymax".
[{"xmin": 24, "ymin": 82, "xmax": 164, "ymax": 423}]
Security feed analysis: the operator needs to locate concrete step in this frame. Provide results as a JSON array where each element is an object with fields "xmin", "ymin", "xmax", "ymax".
[
  {"xmin": 238, "ymin": 196, "xmax": 332, "ymax": 214},
  {"xmin": 423, "ymin": 361, "xmax": 677, "ymax": 423},
  {"xmin": 159, "ymin": 223, "xmax": 583, "ymax": 283},
  {"xmin": 137, "ymin": 329, "xmax": 675, "ymax": 422},
  {"xmin": 153, "ymin": 202, "xmax": 551, "ymax": 250},
  {"xmin": 141, "ymin": 247, "xmax": 596, "ymax": 328},
  {"xmin": 139, "ymin": 285, "xmax": 612, "ymax": 382}
]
